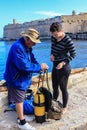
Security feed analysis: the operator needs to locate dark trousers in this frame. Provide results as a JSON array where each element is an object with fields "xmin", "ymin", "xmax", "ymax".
[{"xmin": 52, "ymin": 64, "xmax": 71, "ymax": 108}]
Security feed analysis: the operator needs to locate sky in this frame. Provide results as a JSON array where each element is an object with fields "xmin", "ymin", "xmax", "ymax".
[{"xmin": 0, "ymin": 0, "xmax": 87, "ymax": 38}]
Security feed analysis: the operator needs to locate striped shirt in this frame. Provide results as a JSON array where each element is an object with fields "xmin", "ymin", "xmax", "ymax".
[{"xmin": 51, "ymin": 35, "xmax": 76, "ymax": 65}]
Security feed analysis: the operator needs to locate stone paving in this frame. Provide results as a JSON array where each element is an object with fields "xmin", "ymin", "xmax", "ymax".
[{"xmin": 0, "ymin": 69, "xmax": 87, "ymax": 130}]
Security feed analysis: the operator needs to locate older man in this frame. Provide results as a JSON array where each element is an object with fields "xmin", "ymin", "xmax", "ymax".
[{"xmin": 4, "ymin": 28, "xmax": 48, "ymax": 130}]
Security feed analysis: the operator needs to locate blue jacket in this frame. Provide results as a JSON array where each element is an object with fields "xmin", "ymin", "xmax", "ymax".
[{"xmin": 4, "ymin": 38, "xmax": 41, "ymax": 90}]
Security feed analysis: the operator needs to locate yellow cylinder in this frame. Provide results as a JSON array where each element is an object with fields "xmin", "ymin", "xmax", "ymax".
[{"xmin": 34, "ymin": 92, "xmax": 45, "ymax": 123}]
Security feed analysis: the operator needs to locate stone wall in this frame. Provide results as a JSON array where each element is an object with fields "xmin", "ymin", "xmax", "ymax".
[
  {"xmin": 62, "ymin": 12, "xmax": 87, "ymax": 33},
  {"xmin": 0, "ymin": 67, "xmax": 87, "ymax": 95},
  {"xmin": 3, "ymin": 16, "xmax": 61, "ymax": 40},
  {"xmin": 3, "ymin": 11, "xmax": 87, "ymax": 40}
]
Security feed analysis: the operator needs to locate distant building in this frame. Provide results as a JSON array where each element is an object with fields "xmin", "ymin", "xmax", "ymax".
[
  {"xmin": 3, "ymin": 11, "xmax": 87, "ymax": 40},
  {"xmin": 61, "ymin": 11, "xmax": 87, "ymax": 33}
]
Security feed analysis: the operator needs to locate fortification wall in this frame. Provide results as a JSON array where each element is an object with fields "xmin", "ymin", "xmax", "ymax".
[
  {"xmin": 3, "ymin": 11, "xmax": 87, "ymax": 40},
  {"xmin": 62, "ymin": 12, "xmax": 87, "ymax": 33},
  {"xmin": 3, "ymin": 16, "xmax": 61, "ymax": 40}
]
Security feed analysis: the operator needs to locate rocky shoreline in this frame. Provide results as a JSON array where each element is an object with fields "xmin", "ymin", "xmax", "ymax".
[{"xmin": 0, "ymin": 68, "xmax": 87, "ymax": 130}]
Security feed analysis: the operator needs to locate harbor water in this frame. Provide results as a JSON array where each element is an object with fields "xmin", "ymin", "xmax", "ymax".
[{"xmin": 0, "ymin": 40, "xmax": 87, "ymax": 80}]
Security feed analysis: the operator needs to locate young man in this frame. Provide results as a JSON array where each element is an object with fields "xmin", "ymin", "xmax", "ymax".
[
  {"xmin": 50, "ymin": 22, "xmax": 76, "ymax": 114},
  {"xmin": 4, "ymin": 28, "xmax": 48, "ymax": 130}
]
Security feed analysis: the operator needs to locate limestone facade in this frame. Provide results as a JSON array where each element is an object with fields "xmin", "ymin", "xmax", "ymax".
[
  {"xmin": 62, "ymin": 12, "xmax": 87, "ymax": 33},
  {"xmin": 3, "ymin": 11, "xmax": 87, "ymax": 40}
]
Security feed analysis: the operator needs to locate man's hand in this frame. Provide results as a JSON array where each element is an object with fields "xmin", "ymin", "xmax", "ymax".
[{"xmin": 41, "ymin": 63, "xmax": 49, "ymax": 71}]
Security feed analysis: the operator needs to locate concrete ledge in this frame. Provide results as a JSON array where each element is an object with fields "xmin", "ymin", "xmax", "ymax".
[
  {"xmin": 31, "ymin": 67, "xmax": 87, "ymax": 90},
  {"xmin": 0, "ymin": 68, "xmax": 87, "ymax": 129},
  {"xmin": 0, "ymin": 80, "xmax": 87, "ymax": 130}
]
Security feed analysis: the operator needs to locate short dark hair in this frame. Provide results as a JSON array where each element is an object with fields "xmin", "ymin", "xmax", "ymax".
[{"xmin": 50, "ymin": 22, "xmax": 62, "ymax": 33}]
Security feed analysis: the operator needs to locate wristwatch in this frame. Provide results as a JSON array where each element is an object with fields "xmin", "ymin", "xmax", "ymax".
[{"xmin": 62, "ymin": 62, "xmax": 66, "ymax": 66}]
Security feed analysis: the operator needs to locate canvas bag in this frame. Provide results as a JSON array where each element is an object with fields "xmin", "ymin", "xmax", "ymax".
[
  {"xmin": 5, "ymin": 89, "xmax": 34, "ymax": 115},
  {"xmin": 47, "ymin": 100, "xmax": 63, "ymax": 120}
]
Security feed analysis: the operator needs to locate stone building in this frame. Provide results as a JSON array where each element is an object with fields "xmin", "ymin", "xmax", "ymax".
[
  {"xmin": 62, "ymin": 11, "xmax": 87, "ymax": 33},
  {"xmin": 3, "ymin": 11, "xmax": 87, "ymax": 40}
]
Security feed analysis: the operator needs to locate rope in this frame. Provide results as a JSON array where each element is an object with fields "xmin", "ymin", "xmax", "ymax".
[{"xmin": 37, "ymin": 69, "xmax": 51, "ymax": 92}]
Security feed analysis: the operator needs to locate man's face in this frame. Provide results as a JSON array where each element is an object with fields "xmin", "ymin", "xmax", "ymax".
[{"xmin": 25, "ymin": 37, "xmax": 36, "ymax": 48}]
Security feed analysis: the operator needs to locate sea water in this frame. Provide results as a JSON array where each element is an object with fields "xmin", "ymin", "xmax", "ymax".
[{"xmin": 0, "ymin": 40, "xmax": 87, "ymax": 80}]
